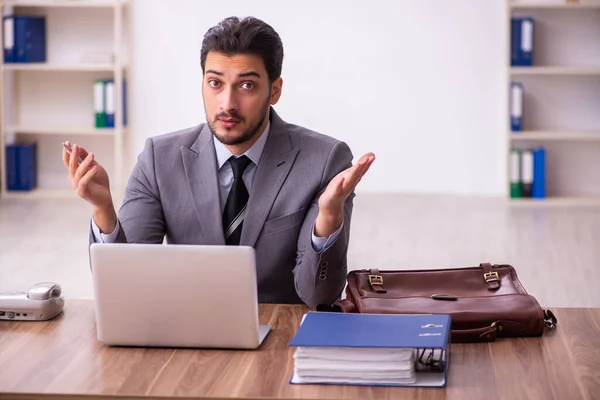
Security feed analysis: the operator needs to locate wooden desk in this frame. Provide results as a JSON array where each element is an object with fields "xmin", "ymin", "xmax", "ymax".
[{"xmin": 0, "ymin": 300, "xmax": 598, "ymax": 400}]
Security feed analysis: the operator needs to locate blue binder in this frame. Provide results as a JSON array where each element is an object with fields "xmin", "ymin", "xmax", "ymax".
[
  {"xmin": 510, "ymin": 82, "xmax": 524, "ymax": 131},
  {"xmin": 99, "ymin": 79, "xmax": 127, "ymax": 128},
  {"xmin": 289, "ymin": 312, "xmax": 451, "ymax": 388},
  {"xmin": 3, "ymin": 16, "xmax": 46, "ymax": 63},
  {"xmin": 19, "ymin": 142, "xmax": 37, "ymax": 190},
  {"xmin": 511, "ymin": 17, "xmax": 534, "ymax": 66},
  {"xmin": 5, "ymin": 143, "xmax": 37, "ymax": 191},
  {"xmin": 104, "ymin": 79, "xmax": 115, "ymax": 128},
  {"xmin": 5, "ymin": 145, "xmax": 18, "ymax": 190},
  {"xmin": 3, "ymin": 16, "xmax": 15, "ymax": 62},
  {"xmin": 123, "ymin": 79, "xmax": 127, "ymax": 126},
  {"xmin": 533, "ymin": 147, "xmax": 546, "ymax": 199},
  {"xmin": 510, "ymin": 18, "xmax": 520, "ymax": 65}
]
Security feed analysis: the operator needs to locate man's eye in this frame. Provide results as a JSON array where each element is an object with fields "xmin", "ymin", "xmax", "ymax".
[
  {"xmin": 208, "ymin": 80, "xmax": 220, "ymax": 87},
  {"xmin": 241, "ymin": 82, "xmax": 255, "ymax": 90}
]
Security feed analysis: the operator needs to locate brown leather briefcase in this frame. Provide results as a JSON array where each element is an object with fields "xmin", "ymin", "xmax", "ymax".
[{"xmin": 317, "ymin": 263, "xmax": 557, "ymax": 343}]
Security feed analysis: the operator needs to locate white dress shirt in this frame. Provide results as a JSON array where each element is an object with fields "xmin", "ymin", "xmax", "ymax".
[{"xmin": 91, "ymin": 122, "xmax": 343, "ymax": 251}]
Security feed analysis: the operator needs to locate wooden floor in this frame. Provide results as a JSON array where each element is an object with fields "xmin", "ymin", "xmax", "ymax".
[{"xmin": 1, "ymin": 193, "xmax": 599, "ymax": 308}]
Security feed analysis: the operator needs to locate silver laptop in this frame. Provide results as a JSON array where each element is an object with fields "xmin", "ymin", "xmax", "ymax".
[{"xmin": 89, "ymin": 243, "xmax": 271, "ymax": 349}]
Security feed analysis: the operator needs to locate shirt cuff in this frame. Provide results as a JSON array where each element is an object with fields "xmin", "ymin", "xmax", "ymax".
[
  {"xmin": 91, "ymin": 218, "xmax": 120, "ymax": 243},
  {"xmin": 311, "ymin": 220, "xmax": 344, "ymax": 253}
]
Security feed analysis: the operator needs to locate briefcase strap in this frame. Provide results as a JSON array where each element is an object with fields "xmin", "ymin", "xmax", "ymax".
[
  {"xmin": 480, "ymin": 263, "xmax": 500, "ymax": 290},
  {"xmin": 362, "ymin": 264, "xmax": 504, "ymax": 292},
  {"xmin": 367, "ymin": 269, "xmax": 387, "ymax": 293}
]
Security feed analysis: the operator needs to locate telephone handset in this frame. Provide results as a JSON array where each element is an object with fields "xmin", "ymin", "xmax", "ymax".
[{"xmin": 0, "ymin": 282, "xmax": 65, "ymax": 321}]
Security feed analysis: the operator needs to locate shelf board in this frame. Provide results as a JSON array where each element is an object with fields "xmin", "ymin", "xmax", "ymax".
[
  {"xmin": 510, "ymin": 66, "xmax": 600, "ymax": 75},
  {"xmin": 1, "ymin": 187, "xmax": 125, "ymax": 199},
  {"xmin": 1, "ymin": 188, "xmax": 74, "ymax": 199},
  {"xmin": 509, "ymin": 196, "xmax": 600, "ymax": 206},
  {"xmin": 510, "ymin": 2, "xmax": 600, "ymax": 9},
  {"xmin": 2, "ymin": 0, "xmax": 128, "ymax": 8},
  {"xmin": 510, "ymin": 131, "xmax": 600, "ymax": 141},
  {"xmin": 1, "ymin": 63, "xmax": 121, "ymax": 72},
  {"xmin": 4, "ymin": 126, "xmax": 123, "ymax": 135}
]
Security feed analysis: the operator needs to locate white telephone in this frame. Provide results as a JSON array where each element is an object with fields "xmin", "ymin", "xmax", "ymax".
[{"xmin": 0, "ymin": 282, "xmax": 65, "ymax": 321}]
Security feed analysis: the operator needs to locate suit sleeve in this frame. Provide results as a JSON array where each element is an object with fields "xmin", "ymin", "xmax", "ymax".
[
  {"xmin": 89, "ymin": 137, "xmax": 166, "ymax": 246},
  {"xmin": 292, "ymin": 141, "xmax": 354, "ymax": 308}
]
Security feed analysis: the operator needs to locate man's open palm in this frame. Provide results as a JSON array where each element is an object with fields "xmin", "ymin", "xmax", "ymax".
[{"xmin": 319, "ymin": 152, "xmax": 375, "ymax": 216}]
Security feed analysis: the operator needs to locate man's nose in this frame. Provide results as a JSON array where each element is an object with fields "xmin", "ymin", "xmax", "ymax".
[{"xmin": 220, "ymin": 87, "xmax": 239, "ymax": 114}]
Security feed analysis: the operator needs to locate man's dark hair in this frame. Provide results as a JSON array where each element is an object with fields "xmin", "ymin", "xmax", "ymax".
[{"xmin": 200, "ymin": 16, "xmax": 284, "ymax": 83}]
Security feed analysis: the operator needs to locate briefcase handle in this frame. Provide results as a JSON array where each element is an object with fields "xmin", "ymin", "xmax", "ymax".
[
  {"xmin": 315, "ymin": 299, "xmax": 355, "ymax": 313},
  {"xmin": 453, "ymin": 323, "xmax": 499, "ymax": 342},
  {"xmin": 544, "ymin": 309, "xmax": 557, "ymax": 328}
]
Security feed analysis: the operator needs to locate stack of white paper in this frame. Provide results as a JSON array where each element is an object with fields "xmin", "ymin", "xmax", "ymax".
[{"xmin": 291, "ymin": 346, "xmax": 417, "ymax": 385}]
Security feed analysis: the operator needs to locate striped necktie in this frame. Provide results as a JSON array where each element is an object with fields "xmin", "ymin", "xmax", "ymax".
[{"xmin": 222, "ymin": 155, "xmax": 252, "ymax": 245}]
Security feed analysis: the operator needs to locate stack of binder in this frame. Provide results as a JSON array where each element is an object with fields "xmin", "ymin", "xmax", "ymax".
[
  {"xmin": 288, "ymin": 312, "xmax": 450, "ymax": 388},
  {"xmin": 510, "ymin": 147, "xmax": 546, "ymax": 198},
  {"xmin": 94, "ymin": 79, "xmax": 127, "ymax": 129},
  {"xmin": 5, "ymin": 142, "xmax": 37, "ymax": 191},
  {"xmin": 3, "ymin": 15, "xmax": 46, "ymax": 63},
  {"xmin": 293, "ymin": 345, "xmax": 416, "ymax": 385}
]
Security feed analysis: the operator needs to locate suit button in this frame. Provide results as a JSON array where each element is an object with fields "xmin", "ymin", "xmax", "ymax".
[{"xmin": 321, "ymin": 261, "xmax": 328, "ymax": 268}]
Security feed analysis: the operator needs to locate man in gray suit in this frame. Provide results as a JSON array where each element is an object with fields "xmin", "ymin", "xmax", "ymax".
[{"xmin": 62, "ymin": 16, "xmax": 375, "ymax": 308}]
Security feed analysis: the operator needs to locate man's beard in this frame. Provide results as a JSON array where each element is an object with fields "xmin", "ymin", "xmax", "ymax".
[{"xmin": 208, "ymin": 94, "xmax": 270, "ymax": 146}]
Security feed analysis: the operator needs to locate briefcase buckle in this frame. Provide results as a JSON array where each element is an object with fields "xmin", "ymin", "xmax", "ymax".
[
  {"xmin": 484, "ymin": 271, "xmax": 499, "ymax": 283},
  {"xmin": 368, "ymin": 274, "xmax": 384, "ymax": 286}
]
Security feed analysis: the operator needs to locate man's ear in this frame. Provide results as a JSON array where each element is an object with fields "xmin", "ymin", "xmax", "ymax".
[{"xmin": 270, "ymin": 77, "xmax": 283, "ymax": 105}]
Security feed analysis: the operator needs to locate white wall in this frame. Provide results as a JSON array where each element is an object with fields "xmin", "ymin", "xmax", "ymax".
[{"xmin": 127, "ymin": 0, "xmax": 508, "ymax": 196}]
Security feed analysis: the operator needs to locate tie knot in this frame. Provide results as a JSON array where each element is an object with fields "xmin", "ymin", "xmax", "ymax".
[{"xmin": 229, "ymin": 155, "xmax": 252, "ymax": 179}]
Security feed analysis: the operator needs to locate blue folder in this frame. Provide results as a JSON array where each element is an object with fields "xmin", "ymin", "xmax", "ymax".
[
  {"xmin": 105, "ymin": 79, "xmax": 115, "ymax": 129},
  {"xmin": 511, "ymin": 17, "xmax": 534, "ymax": 66},
  {"xmin": 510, "ymin": 18, "xmax": 520, "ymax": 65},
  {"xmin": 3, "ymin": 16, "xmax": 15, "ymax": 62},
  {"xmin": 289, "ymin": 312, "xmax": 451, "ymax": 387},
  {"xmin": 102, "ymin": 79, "xmax": 127, "ymax": 128},
  {"xmin": 533, "ymin": 147, "xmax": 546, "ymax": 199},
  {"xmin": 3, "ymin": 16, "xmax": 46, "ymax": 63},
  {"xmin": 19, "ymin": 142, "xmax": 37, "ymax": 190},
  {"xmin": 5, "ymin": 145, "xmax": 18, "ymax": 190},
  {"xmin": 510, "ymin": 82, "xmax": 524, "ymax": 131},
  {"xmin": 5, "ymin": 142, "xmax": 37, "ymax": 191},
  {"xmin": 123, "ymin": 79, "xmax": 127, "ymax": 126}
]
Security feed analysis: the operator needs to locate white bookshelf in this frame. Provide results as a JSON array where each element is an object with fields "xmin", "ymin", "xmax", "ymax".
[
  {"xmin": 0, "ymin": 0, "xmax": 129, "ymax": 198},
  {"xmin": 507, "ymin": 0, "xmax": 600, "ymax": 204}
]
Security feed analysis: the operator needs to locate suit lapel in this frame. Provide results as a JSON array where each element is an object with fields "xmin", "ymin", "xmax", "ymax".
[
  {"xmin": 240, "ymin": 110, "xmax": 299, "ymax": 247},
  {"xmin": 181, "ymin": 125, "xmax": 226, "ymax": 245}
]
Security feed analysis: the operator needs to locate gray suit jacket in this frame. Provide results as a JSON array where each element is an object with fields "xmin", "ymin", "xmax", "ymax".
[{"xmin": 90, "ymin": 108, "xmax": 354, "ymax": 307}]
